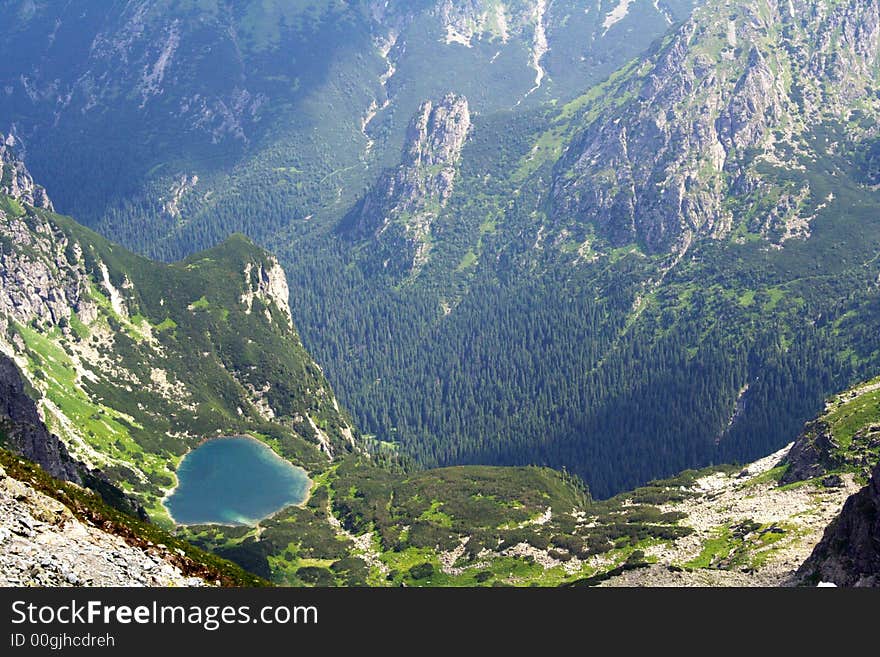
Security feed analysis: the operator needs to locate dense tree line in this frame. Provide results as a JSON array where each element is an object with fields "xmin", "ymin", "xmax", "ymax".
[{"xmin": 276, "ymin": 224, "xmax": 880, "ymax": 498}]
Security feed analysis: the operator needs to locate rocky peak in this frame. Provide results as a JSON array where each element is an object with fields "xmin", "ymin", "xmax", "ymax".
[
  {"xmin": 0, "ymin": 134, "xmax": 53, "ymax": 211},
  {"xmin": 406, "ymin": 95, "xmax": 470, "ymax": 168},
  {"xmin": 345, "ymin": 93, "xmax": 471, "ymax": 276},
  {"xmin": 552, "ymin": 0, "xmax": 880, "ymax": 254},
  {"xmin": 240, "ymin": 258, "xmax": 293, "ymax": 328}
]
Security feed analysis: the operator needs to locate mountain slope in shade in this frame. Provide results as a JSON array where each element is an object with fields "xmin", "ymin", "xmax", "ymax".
[
  {"xmin": 797, "ymin": 463, "xmax": 880, "ymax": 587},
  {"xmin": 0, "ymin": 0, "xmax": 700, "ymax": 259}
]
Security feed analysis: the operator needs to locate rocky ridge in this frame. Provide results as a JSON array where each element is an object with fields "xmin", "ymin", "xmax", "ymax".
[
  {"xmin": 552, "ymin": 0, "xmax": 880, "ymax": 254},
  {"xmin": 346, "ymin": 93, "xmax": 471, "ymax": 275},
  {"xmin": 596, "ymin": 374, "xmax": 880, "ymax": 586},
  {"xmin": 0, "ymin": 134, "xmax": 53, "ymax": 211},
  {"xmin": 0, "ymin": 147, "xmax": 355, "ymax": 523}
]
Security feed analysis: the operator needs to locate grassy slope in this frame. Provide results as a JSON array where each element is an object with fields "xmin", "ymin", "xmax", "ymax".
[{"xmin": 3, "ymin": 203, "xmax": 353, "ymax": 525}]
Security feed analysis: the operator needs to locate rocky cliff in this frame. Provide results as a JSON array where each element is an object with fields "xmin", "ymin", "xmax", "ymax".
[
  {"xmin": 345, "ymin": 93, "xmax": 471, "ymax": 275},
  {"xmin": 797, "ymin": 463, "xmax": 880, "ymax": 586},
  {"xmin": 781, "ymin": 378, "xmax": 880, "ymax": 486},
  {"xmin": 240, "ymin": 258, "xmax": 294, "ymax": 328},
  {"xmin": 552, "ymin": 0, "xmax": 880, "ymax": 254},
  {"xmin": 0, "ymin": 196, "xmax": 95, "ymax": 335},
  {"xmin": 0, "ymin": 134, "xmax": 53, "ymax": 211},
  {"xmin": 0, "ymin": 354, "xmax": 80, "ymax": 483}
]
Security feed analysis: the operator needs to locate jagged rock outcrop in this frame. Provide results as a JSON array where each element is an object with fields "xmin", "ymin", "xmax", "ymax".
[
  {"xmin": 779, "ymin": 420, "xmax": 841, "ymax": 485},
  {"xmin": 0, "ymin": 132, "xmax": 98, "ymax": 336},
  {"xmin": 0, "ymin": 208, "xmax": 95, "ymax": 332},
  {"xmin": 779, "ymin": 378, "xmax": 880, "ymax": 486},
  {"xmin": 345, "ymin": 93, "xmax": 471, "ymax": 275},
  {"xmin": 552, "ymin": 0, "xmax": 880, "ymax": 254},
  {"xmin": 0, "ymin": 134, "xmax": 53, "ymax": 210},
  {"xmin": 797, "ymin": 463, "xmax": 880, "ymax": 586},
  {"xmin": 0, "ymin": 354, "xmax": 80, "ymax": 483},
  {"xmin": 240, "ymin": 258, "xmax": 293, "ymax": 328}
]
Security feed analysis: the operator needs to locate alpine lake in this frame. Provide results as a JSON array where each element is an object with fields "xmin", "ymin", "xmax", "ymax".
[{"xmin": 164, "ymin": 436, "xmax": 311, "ymax": 525}]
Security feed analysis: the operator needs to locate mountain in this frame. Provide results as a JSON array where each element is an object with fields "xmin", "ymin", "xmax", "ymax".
[
  {"xmin": 278, "ymin": 0, "xmax": 880, "ymax": 497},
  {"xmin": 1, "ymin": 134, "xmax": 53, "ymax": 211},
  {"xmin": 0, "ymin": 141, "xmax": 593, "ymax": 586},
  {"xmin": 552, "ymin": 0, "xmax": 880, "ymax": 252},
  {"xmin": 2, "ymin": 143, "xmax": 878, "ymax": 587},
  {"xmin": 0, "ymin": 0, "xmax": 699, "ymax": 259},
  {"xmin": 3, "ymin": 0, "xmax": 880, "ymax": 552},
  {"xmin": 0, "ymin": 133, "xmax": 356, "ymax": 525}
]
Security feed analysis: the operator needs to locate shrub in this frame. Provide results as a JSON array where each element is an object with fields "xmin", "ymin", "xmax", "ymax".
[{"xmin": 408, "ymin": 562, "xmax": 435, "ymax": 580}]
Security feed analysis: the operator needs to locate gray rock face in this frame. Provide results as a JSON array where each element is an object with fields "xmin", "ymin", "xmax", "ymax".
[
  {"xmin": 0, "ymin": 134, "xmax": 53, "ymax": 210},
  {"xmin": 797, "ymin": 463, "xmax": 880, "ymax": 587},
  {"xmin": 780, "ymin": 416, "xmax": 880, "ymax": 486},
  {"xmin": 552, "ymin": 0, "xmax": 880, "ymax": 254},
  {"xmin": 240, "ymin": 258, "xmax": 293, "ymax": 328},
  {"xmin": 0, "ymin": 203, "xmax": 94, "ymax": 330},
  {"xmin": 0, "ymin": 351, "xmax": 147, "ymax": 522},
  {"xmin": 0, "ymin": 354, "xmax": 80, "ymax": 483},
  {"xmin": 715, "ymin": 47, "xmax": 783, "ymax": 162},
  {"xmin": 779, "ymin": 420, "xmax": 841, "ymax": 485},
  {"xmin": 0, "ymin": 133, "xmax": 94, "ymax": 334},
  {"xmin": 346, "ymin": 93, "xmax": 471, "ymax": 275}
]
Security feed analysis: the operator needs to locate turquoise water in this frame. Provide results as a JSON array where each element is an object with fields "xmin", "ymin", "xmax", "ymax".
[{"xmin": 164, "ymin": 437, "xmax": 310, "ymax": 525}]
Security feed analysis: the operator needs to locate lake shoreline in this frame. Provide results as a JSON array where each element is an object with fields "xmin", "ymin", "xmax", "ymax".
[{"xmin": 161, "ymin": 434, "xmax": 314, "ymax": 527}]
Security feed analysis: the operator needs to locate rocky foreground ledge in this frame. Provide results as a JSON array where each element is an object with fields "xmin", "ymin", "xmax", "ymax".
[
  {"xmin": 596, "ymin": 445, "xmax": 861, "ymax": 587},
  {"xmin": 0, "ymin": 463, "xmax": 205, "ymax": 587}
]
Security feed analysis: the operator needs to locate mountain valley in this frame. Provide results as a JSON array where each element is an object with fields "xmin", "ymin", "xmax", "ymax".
[{"xmin": 1, "ymin": 0, "xmax": 879, "ymax": 588}]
